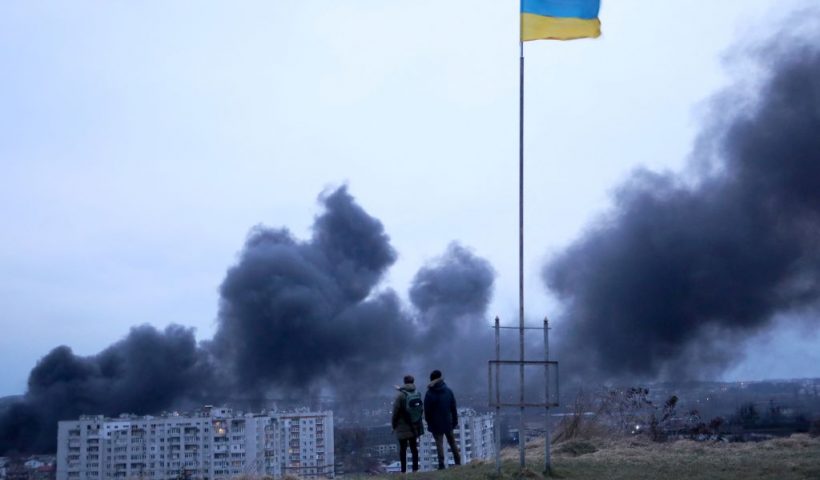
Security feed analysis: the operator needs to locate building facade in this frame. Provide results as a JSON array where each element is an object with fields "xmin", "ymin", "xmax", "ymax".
[{"xmin": 56, "ymin": 407, "xmax": 333, "ymax": 480}]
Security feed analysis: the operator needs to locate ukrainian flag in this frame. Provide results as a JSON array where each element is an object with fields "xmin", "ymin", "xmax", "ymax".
[{"xmin": 521, "ymin": 0, "xmax": 601, "ymax": 41}]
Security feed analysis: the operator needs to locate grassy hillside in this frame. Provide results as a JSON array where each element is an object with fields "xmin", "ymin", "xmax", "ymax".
[{"xmin": 354, "ymin": 435, "xmax": 820, "ymax": 480}]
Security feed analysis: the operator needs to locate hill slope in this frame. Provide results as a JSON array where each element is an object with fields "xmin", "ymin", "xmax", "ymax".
[{"xmin": 361, "ymin": 435, "xmax": 820, "ymax": 480}]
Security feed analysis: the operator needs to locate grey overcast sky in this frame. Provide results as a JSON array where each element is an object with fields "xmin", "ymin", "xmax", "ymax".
[{"xmin": 0, "ymin": 0, "xmax": 818, "ymax": 396}]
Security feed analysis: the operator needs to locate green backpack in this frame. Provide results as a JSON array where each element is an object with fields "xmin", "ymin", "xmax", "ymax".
[{"xmin": 403, "ymin": 390, "xmax": 424, "ymax": 424}]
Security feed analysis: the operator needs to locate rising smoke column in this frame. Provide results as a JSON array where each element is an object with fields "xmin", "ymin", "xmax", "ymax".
[
  {"xmin": 0, "ymin": 185, "xmax": 500, "ymax": 455},
  {"xmin": 0, "ymin": 325, "xmax": 213, "ymax": 454},
  {"xmin": 544, "ymin": 26, "xmax": 820, "ymax": 381},
  {"xmin": 211, "ymin": 186, "xmax": 415, "ymax": 393},
  {"xmin": 409, "ymin": 243, "xmax": 495, "ymax": 387}
]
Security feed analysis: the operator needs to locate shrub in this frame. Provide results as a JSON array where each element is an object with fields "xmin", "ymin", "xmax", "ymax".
[
  {"xmin": 810, "ymin": 418, "xmax": 820, "ymax": 438},
  {"xmin": 556, "ymin": 440, "xmax": 598, "ymax": 457}
]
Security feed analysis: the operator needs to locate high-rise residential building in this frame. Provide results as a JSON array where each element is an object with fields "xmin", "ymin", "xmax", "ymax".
[
  {"xmin": 56, "ymin": 406, "xmax": 333, "ymax": 480},
  {"xmin": 277, "ymin": 411, "xmax": 333, "ymax": 478}
]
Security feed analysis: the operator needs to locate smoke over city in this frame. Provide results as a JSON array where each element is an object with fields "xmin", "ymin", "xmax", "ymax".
[
  {"xmin": 410, "ymin": 243, "xmax": 496, "ymax": 387},
  {"xmin": 211, "ymin": 186, "xmax": 410, "ymax": 393},
  {"xmin": 0, "ymin": 325, "xmax": 214, "ymax": 455},
  {"xmin": 545, "ymin": 26, "xmax": 820, "ymax": 382},
  {"xmin": 0, "ymin": 187, "xmax": 496, "ymax": 454},
  {"xmin": 2, "ymin": 15, "xmax": 818, "ymax": 458}
]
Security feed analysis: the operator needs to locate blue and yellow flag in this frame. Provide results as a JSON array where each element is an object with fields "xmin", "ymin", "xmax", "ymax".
[{"xmin": 521, "ymin": 0, "xmax": 601, "ymax": 41}]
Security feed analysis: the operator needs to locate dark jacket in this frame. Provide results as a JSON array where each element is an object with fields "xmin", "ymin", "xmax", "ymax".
[
  {"xmin": 424, "ymin": 378, "xmax": 458, "ymax": 435},
  {"xmin": 392, "ymin": 383, "xmax": 420, "ymax": 440}
]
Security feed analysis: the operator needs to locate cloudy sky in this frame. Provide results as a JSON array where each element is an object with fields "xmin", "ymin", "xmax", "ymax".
[{"xmin": 1, "ymin": 0, "xmax": 818, "ymax": 397}]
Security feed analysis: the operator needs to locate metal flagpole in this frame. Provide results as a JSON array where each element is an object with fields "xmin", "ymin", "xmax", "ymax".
[{"xmin": 517, "ymin": 20, "xmax": 526, "ymax": 470}]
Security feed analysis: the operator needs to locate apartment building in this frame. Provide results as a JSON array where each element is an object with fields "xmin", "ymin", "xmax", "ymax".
[
  {"xmin": 278, "ymin": 412, "xmax": 332, "ymax": 478},
  {"xmin": 56, "ymin": 406, "xmax": 333, "ymax": 480}
]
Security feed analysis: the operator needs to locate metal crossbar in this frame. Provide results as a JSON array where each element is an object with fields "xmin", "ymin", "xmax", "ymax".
[
  {"xmin": 490, "ymin": 360, "xmax": 558, "ymax": 365},
  {"xmin": 487, "ymin": 361, "xmax": 559, "ymax": 408}
]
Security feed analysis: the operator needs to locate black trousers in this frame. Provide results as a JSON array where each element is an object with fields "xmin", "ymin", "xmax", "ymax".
[
  {"xmin": 432, "ymin": 431, "xmax": 461, "ymax": 469},
  {"xmin": 399, "ymin": 437, "xmax": 419, "ymax": 472}
]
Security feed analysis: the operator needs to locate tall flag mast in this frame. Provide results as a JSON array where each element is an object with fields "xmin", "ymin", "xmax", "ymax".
[{"xmin": 516, "ymin": 0, "xmax": 601, "ymax": 469}]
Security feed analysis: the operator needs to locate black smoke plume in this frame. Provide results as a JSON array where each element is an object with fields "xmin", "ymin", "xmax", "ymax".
[
  {"xmin": 544, "ymin": 24, "xmax": 820, "ymax": 382},
  {"xmin": 211, "ymin": 186, "xmax": 414, "ymax": 393},
  {"xmin": 410, "ymin": 243, "xmax": 495, "ymax": 386},
  {"xmin": 0, "ymin": 186, "xmax": 497, "ymax": 454},
  {"xmin": 0, "ymin": 325, "xmax": 213, "ymax": 454}
]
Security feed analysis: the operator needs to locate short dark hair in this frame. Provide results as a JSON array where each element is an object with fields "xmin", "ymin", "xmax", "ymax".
[
  {"xmin": 403, "ymin": 375, "xmax": 415, "ymax": 384},
  {"xmin": 429, "ymin": 370, "xmax": 442, "ymax": 381}
]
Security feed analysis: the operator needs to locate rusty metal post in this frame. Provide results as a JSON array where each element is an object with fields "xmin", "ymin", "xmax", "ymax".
[
  {"xmin": 544, "ymin": 317, "xmax": 551, "ymax": 474},
  {"xmin": 495, "ymin": 316, "xmax": 501, "ymax": 475}
]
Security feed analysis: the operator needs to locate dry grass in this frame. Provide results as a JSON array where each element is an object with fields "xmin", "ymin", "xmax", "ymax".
[
  {"xmin": 507, "ymin": 434, "xmax": 820, "ymax": 480},
  {"xmin": 341, "ymin": 434, "xmax": 820, "ymax": 480}
]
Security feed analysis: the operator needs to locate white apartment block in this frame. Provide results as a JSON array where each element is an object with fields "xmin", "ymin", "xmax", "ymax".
[
  {"xmin": 395, "ymin": 409, "xmax": 494, "ymax": 472},
  {"xmin": 278, "ymin": 412, "xmax": 333, "ymax": 478},
  {"xmin": 56, "ymin": 406, "xmax": 333, "ymax": 480}
]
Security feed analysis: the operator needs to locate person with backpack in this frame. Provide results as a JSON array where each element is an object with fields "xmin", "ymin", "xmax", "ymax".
[
  {"xmin": 391, "ymin": 374, "xmax": 423, "ymax": 473},
  {"xmin": 424, "ymin": 370, "xmax": 461, "ymax": 470}
]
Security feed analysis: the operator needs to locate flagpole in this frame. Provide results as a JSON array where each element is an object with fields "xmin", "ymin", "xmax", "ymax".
[
  {"xmin": 513, "ymin": 1, "xmax": 601, "ymax": 473},
  {"xmin": 518, "ymin": 29, "xmax": 527, "ymax": 471}
]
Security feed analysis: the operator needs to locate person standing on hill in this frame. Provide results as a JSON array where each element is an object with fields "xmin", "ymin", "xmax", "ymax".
[
  {"xmin": 391, "ymin": 374, "xmax": 423, "ymax": 473},
  {"xmin": 424, "ymin": 370, "xmax": 461, "ymax": 470}
]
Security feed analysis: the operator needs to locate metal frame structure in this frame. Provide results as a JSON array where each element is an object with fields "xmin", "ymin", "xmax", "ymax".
[{"xmin": 488, "ymin": 317, "xmax": 558, "ymax": 474}]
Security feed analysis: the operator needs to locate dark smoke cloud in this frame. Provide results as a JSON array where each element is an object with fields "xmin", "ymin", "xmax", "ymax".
[
  {"xmin": 212, "ymin": 186, "xmax": 414, "ymax": 392},
  {"xmin": 544, "ymin": 25, "xmax": 820, "ymax": 382},
  {"xmin": 410, "ymin": 243, "xmax": 495, "ymax": 387},
  {"xmin": 1, "ymin": 186, "xmax": 498, "ymax": 454},
  {"xmin": 411, "ymin": 243, "xmax": 495, "ymax": 333},
  {"xmin": 0, "ymin": 325, "xmax": 213, "ymax": 454}
]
